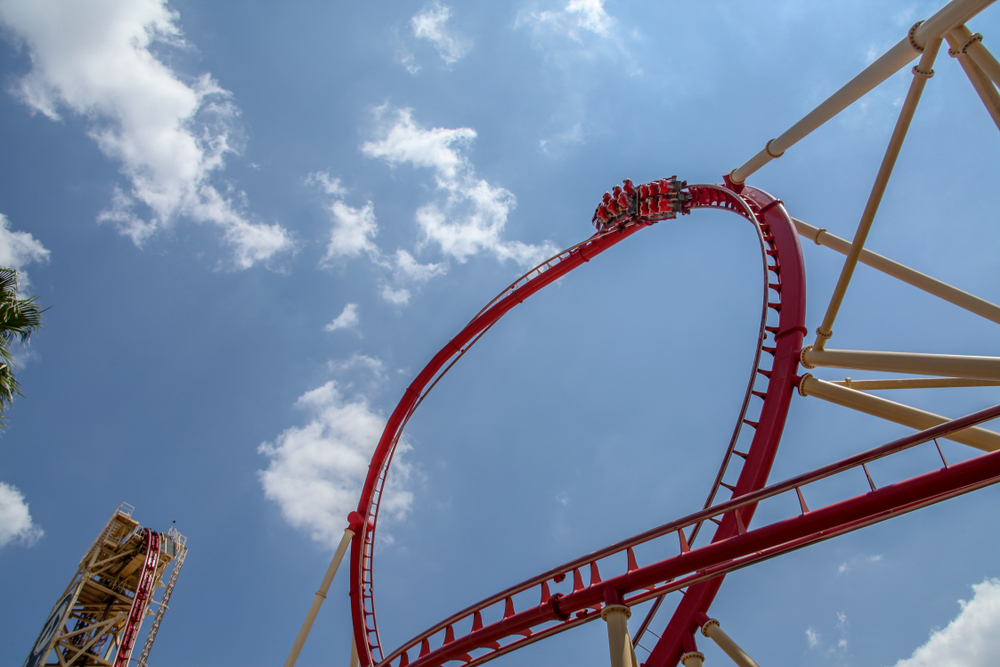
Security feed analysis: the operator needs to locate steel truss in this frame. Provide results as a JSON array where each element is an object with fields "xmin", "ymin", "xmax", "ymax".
[{"xmin": 281, "ymin": 0, "xmax": 1000, "ymax": 665}]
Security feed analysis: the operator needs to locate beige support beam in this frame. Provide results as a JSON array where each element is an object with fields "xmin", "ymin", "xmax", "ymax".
[
  {"xmin": 350, "ymin": 636, "xmax": 359, "ymax": 667},
  {"xmin": 812, "ymin": 39, "xmax": 943, "ymax": 351},
  {"xmin": 680, "ymin": 651, "xmax": 706, "ymax": 667},
  {"xmin": 834, "ymin": 377, "xmax": 1000, "ymax": 390},
  {"xmin": 802, "ymin": 348, "xmax": 1000, "ymax": 382},
  {"xmin": 601, "ymin": 605, "xmax": 637, "ymax": 667},
  {"xmin": 792, "ymin": 218, "xmax": 1000, "ymax": 326},
  {"xmin": 799, "ymin": 374, "xmax": 1000, "ymax": 451},
  {"xmin": 701, "ymin": 619, "xmax": 760, "ymax": 667},
  {"xmin": 951, "ymin": 24, "xmax": 1000, "ymax": 85},
  {"xmin": 946, "ymin": 28, "xmax": 1000, "ymax": 129},
  {"xmin": 284, "ymin": 527, "xmax": 356, "ymax": 667},
  {"xmin": 729, "ymin": 0, "xmax": 994, "ymax": 183}
]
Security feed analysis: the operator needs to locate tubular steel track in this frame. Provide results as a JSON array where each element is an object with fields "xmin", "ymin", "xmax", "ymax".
[{"xmin": 349, "ymin": 181, "xmax": 817, "ymax": 667}]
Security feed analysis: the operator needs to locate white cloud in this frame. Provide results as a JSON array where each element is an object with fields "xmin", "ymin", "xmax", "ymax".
[
  {"xmin": 0, "ymin": 213, "xmax": 50, "ymax": 292},
  {"xmin": 555, "ymin": 492, "xmax": 569, "ymax": 506},
  {"xmin": 328, "ymin": 353, "xmax": 387, "ymax": 384},
  {"xmin": 258, "ymin": 381, "xmax": 412, "ymax": 548},
  {"xmin": 325, "ymin": 303, "xmax": 359, "ymax": 332},
  {"xmin": 363, "ymin": 106, "xmax": 558, "ymax": 266},
  {"xmin": 382, "ymin": 286, "xmax": 411, "ymax": 306},
  {"xmin": 806, "ymin": 628, "xmax": 820, "ymax": 649},
  {"xmin": 305, "ymin": 171, "xmax": 347, "ymax": 197},
  {"xmin": 323, "ymin": 200, "xmax": 379, "ymax": 262},
  {"xmin": 0, "ymin": 481, "xmax": 43, "ymax": 548},
  {"xmin": 411, "ymin": 2, "xmax": 471, "ymax": 65},
  {"xmin": 393, "ymin": 249, "xmax": 446, "ymax": 282},
  {"xmin": 0, "ymin": 0, "xmax": 293, "ymax": 268},
  {"xmin": 895, "ymin": 578, "xmax": 1000, "ymax": 667},
  {"xmin": 516, "ymin": 0, "xmax": 615, "ymax": 41}
]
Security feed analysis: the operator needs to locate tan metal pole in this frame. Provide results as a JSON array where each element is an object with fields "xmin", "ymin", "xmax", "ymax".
[
  {"xmin": 349, "ymin": 636, "xmax": 359, "ymax": 667},
  {"xmin": 284, "ymin": 528, "xmax": 356, "ymax": 667},
  {"xmin": 802, "ymin": 348, "xmax": 1000, "ymax": 382},
  {"xmin": 680, "ymin": 651, "xmax": 706, "ymax": 667},
  {"xmin": 951, "ymin": 24, "xmax": 1000, "ymax": 85},
  {"xmin": 946, "ymin": 29, "xmax": 1000, "ymax": 129},
  {"xmin": 601, "ymin": 605, "xmax": 636, "ymax": 667},
  {"xmin": 812, "ymin": 39, "xmax": 942, "ymax": 351},
  {"xmin": 799, "ymin": 375, "xmax": 1000, "ymax": 451},
  {"xmin": 792, "ymin": 217, "xmax": 1000, "ymax": 325},
  {"xmin": 833, "ymin": 377, "xmax": 1000, "ymax": 390},
  {"xmin": 701, "ymin": 619, "xmax": 760, "ymax": 667},
  {"xmin": 729, "ymin": 0, "xmax": 995, "ymax": 184}
]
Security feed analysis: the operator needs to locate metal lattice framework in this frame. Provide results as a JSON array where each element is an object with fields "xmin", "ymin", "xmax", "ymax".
[
  {"xmin": 24, "ymin": 504, "xmax": 188, "ymax": 667},
  {"xmin": 281, "ymin": 1, "xmax": 1000, "ymax": 666}
]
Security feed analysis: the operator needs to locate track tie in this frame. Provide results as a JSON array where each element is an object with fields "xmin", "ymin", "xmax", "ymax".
[
  {"xmin": 742, "ymin": 419, "xmax": 759, "ymax": 428},
  {"xmin": 539, "ymin": 582, "xmax": 551, "ymax": 604},
  {"xmin": 590, "ymin": 562, "xmax": 602, "ymax": 585},
  {"xmin": 419, "ymin": 639, "xmax": 430, "ymax": 657},
  {"xmin": 627, "ymin": 547, "xmax": 639, "ymax": 571},
  {"xmin": 751, "ymin": 390, "xmax": 766, "ymax": 400},
  {"xmin": 573, "ymin": 568, "xmax": 585, "ymax": 592},
  {"xmin": 795, "ymin": 487, "xmax": 810, "ymax": 514},
  {"xmin": 400, "ymin": 652, "xmax": 409, "ymax": 667},
  {"xmin": 709, "ymin": 517, "xmax": 722, "ymax": 526},
  {"xmin": 762, "ymin": 346, "xmax": 776, "ymax": 356},
  {"xmin": 472, "ymin": 611, "xmax": 484, "ymax": 632},
  {"xmin": 734, "ymin": 509, "xmax": 748, "ymax": 535},
  {"xmin": 767, "ymin": 302, "xmax": 781, "ymax": 311},
  {"xmin": 678, "ymin": 529, "xmax": 691, "ymax": 553},
  {"xmin": 765, "ymin": 326, "xmax": 779, "ymax": 334},
  {"xmin": 756, "ymin": 368, "xmax": 772, "ymax": 378},
  {"xmin": 734, "ymin": 449, "xmax": 749, "ymax": 459},
  {"xmin": 720, "ymin": 482, "xmax": 737, "ymax": 492},
  {"xmin": 504, "ymin": 597, "xmax": 515, "ymax": 619},
  {"xmin": 445, "ymin": 625, "xmax": 456, "ymax": 644},
  {"xmin": 768, "ymin": 282, "xmax": 781, "ymax": 291}
]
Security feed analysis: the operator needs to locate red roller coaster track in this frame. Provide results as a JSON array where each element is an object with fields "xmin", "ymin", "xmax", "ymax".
[{"xmin": 349, "ymin": 180, "xmax": 811, "ymax": 667}]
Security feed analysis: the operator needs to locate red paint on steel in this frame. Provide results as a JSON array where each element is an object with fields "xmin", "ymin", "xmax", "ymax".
[
  {"xmin": 349, "ymin": 181, "xmax": 805, "ymax": 667},
  {"xmin": 644, "ymin": 186, "xmax": 806, "ymax": 667},
  {"xmin": 115, "ymin": 529, "xmax": 161, "ymax": 667},
  {"xmin": 376, "ymin": 404, "xmax": 1000, "ymax": 667}
]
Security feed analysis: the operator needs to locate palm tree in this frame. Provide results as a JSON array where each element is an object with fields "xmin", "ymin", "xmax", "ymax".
[{"xmin": 0, "ymin": 268, "xmax": 44, "ymax": 423}]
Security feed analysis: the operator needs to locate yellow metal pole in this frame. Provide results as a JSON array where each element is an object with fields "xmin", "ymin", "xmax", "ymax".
[
  {"xmin": 802, "ymin": 348, "xmax": 1000, "ymax": 382},
  {"xmin": 729, "ymin": 0, "xmax": 994, "ymax": 183},
  {"xmin": 946, "ymin": 29, "xmax": 1000, "ymax": 129},
  {"xmin": 701, "ymin": 619, "xmax": 760, "ymax": 667},
  {"xmin": 833, "ymin": 377, "xmax": 1000, "ymax": 390},
  {"xmin": 601, "ymin": 605, "xmax": 636, "ymax": 667},
  {"xmin": 951, "ymin": 24, "xmax": 1000, "ymax": 85},
  {"xmin": 799, "ymin": 375, "xmax": 1000, "ymax": 451},
  {"xmin": 812, "ymin": 39, "xmax": 943, "ymax": 351},
  {"xmin": 284, "ymin": 527, "xmax": 356, "ymax": 667},
  {"xmin": 791, "ymin": 217, "xmax": 1000, "ymax": 326}
]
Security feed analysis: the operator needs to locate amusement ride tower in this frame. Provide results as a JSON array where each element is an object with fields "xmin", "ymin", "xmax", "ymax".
[{"xmin": 23, "ymin": 503, "xmax": 187, "ymax": 667}]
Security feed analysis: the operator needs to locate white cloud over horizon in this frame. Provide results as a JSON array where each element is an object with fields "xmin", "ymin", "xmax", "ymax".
[
  {"xmin": 258, "ymin": 379, "xmax": 413, "ymax": 548},
  {"xmin": 0, "ymin": 481, "xmax": 43, "ymax": 548},
  {"xmin": 894, "ymin": 578, "xmax": 1000, "ymax": 667},
  {"xmin": 363, "ymin": 106, "xmax": 558, "ymax": 266},
  {"xmin": 0, "ymin": 0, "xmax": 294, "ymax": 269}
]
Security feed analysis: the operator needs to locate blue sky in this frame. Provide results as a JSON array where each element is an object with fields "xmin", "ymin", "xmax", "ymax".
[{"xmin": 1, "ymin": 1, "xmax": 999, "ymax": 665}]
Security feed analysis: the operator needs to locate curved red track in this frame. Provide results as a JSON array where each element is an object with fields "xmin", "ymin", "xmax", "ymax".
[
  {"xmin": 348, "ymin": 181, "xmax": 807, "ymax": 667},
  {"xmin": 348, "ymin": 178, "xmax": 1000, "ymax": 667}
]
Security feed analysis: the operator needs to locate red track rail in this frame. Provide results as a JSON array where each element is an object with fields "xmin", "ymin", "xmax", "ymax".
[
  {"xmin": 350, "ymin": 181, "xmax": 807, "ymax": 667},
  {"xmin": 115, "ymin": 529, "xmax": 160, "ymax": 667}
]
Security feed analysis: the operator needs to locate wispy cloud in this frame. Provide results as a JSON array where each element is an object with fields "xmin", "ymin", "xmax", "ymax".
[
  {"xmin": 258, "ymin": 380, "xmax": 412, "ymax": 548},
  {"xmin": 363, "ymin": 106, "xmax": 558, "ymax": 266},
  {"xmin": 895, "ymin": 578, "xmax": 1000, "ymax": 667},
  {"xmin": 0, "ymin": 213, "xmax": 49, "ymax": 292},
  {"xmin": 0, "ymin": 0, "xmax": 294, "ymax": 269},
  {"xmin": 325, "ymin": 303, "xmax": 360, "ymax": 332},
  {"xmin": 516, "ymin": 0, "xmax": 615, "ymax": 41},
  {"xmin": 837, "ymin": 552, "xmax": 883, "ymax": 575},
  {"xmin": 0, "ymin": 481, "xmax": 43, "ymax": 548},
  {"xmin": 412, "ymin": 2, "xmax": 471, "ymax": 65}
]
